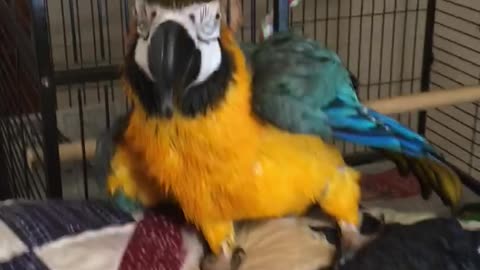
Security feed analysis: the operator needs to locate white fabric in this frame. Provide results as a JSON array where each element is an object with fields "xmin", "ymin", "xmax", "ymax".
[
  {"xmin": 34, "ymin": 223, "xmax": 136, "ymax": 270},
  {"xmin": 0, "ymin": 220, "xmax": 28, "ymax": 262},
  {"xmin": 180, "ymin": 229, "xmax": 204, "ymax": 270}
]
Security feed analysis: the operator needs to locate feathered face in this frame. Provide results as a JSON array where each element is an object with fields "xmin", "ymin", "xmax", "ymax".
[{"xmin": 131, "ymin": 0, "xmax": 226, "ymax": 117}]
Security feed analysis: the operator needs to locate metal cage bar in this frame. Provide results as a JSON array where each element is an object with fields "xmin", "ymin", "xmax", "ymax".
[
  {"xmin": 418, "ymin": 0, "xmax": 437, "ymax": 136},
  {"xmin": 423, "ymin": 0, "xmax": 480, "ymax": 181},
  {"xmin": 273, "ymin": 0, "xmax": 289, "ymax": 32},
  {"xmin": 31, "ymin": 0, "xmax": 63, "ymax": 198},
  {"xmin": 0, "ymin": 0, "xmax": 61, "ymax": 199}
]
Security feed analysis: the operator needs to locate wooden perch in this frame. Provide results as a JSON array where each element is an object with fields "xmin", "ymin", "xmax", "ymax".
[
  {"xmin": 26, "ymin": 85, "xmax": 480, "ymax": 168},
  {"xmin": 364, "ymin": 86, "xmax": 480, "ymax": 115},
  {"xmin": 27, "ymin": 140, "xmax": 96, "ymax": 170}
]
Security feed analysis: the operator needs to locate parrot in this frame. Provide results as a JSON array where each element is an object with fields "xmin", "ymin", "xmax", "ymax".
[{"xmin": 97, "ymin": 0, "xmax": 465, "ymax": 258}]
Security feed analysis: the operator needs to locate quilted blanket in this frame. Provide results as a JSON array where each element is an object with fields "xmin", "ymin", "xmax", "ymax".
[{"xmin": 0, "ymin": 200, "xmax": 203, "ymax": 270}]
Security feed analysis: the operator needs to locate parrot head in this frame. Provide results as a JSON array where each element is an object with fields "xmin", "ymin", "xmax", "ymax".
[{"xmin": 127, "ymin": 0, "xmax": 232, "ymax": 118}]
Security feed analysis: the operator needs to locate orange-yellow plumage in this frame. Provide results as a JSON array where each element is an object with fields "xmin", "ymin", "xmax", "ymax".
[{"xmin": 110, "ymin": 25, "xmax": 361, "ymax": 254}]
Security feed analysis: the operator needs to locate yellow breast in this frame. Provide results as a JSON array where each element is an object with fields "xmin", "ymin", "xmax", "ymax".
[{"xmin": 123, "ymin": 28, "xmax": 264, "ymax": 220}]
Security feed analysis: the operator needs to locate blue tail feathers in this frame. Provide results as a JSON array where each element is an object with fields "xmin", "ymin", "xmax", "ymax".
[{"xmin": 327, "ymin": 106, "xmax": 438, "ymax": 159}]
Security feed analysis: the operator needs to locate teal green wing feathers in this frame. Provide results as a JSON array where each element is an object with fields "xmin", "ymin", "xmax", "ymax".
[{"xmin": 250, "ymin": 32, "xmax": 345, "ymax": 138}]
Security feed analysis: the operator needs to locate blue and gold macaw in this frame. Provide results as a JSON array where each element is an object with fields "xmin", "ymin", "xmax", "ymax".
[{"xmin": 93, "ymin": 0, "xmax": 465, "ymax": 257}]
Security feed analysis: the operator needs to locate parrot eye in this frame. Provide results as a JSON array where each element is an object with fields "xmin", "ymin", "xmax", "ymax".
[{"xmin": 192, "ymin": 2, "xmax": 222, "ymax": 43}]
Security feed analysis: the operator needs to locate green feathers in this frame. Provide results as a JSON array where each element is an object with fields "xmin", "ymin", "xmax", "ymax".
[
  {"xmin": 457, "ymin": 203, "xmax": 480, "ymax": 221},
  {"xmin": 250, "ymin": 32, "xmax": 349, "ymax": 137},
  {"xmin": 112, "ymin": 190, "xmax": 144, "ymax": 213}
]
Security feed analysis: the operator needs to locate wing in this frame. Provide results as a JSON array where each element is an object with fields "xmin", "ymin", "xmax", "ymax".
[
  {"xmin": 251, "ymin": 32, "xmax": 343, "ymax": 137},
  {"xmin": 249, "ymin": 32, "xmax": 462, "ymax": 207},
  {"xmin": 92, "ymin": 111, "xmax": 143, "ymax": 212},
  {"xmin": 92, "ymin": 112, "xmax": 131, "ymax": 188},
  {"xmin": 239, "ymin": 42, "xmax": 259, "ymax": 69}
]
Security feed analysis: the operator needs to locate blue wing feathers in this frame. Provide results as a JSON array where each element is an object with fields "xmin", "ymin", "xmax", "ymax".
[
  {"xmin": 366, "ymin": 109, "xmax": 425, "ymax": 142},
  {"xmin": 323, "ymin": 107, "xmax": 358, "ymax": 117},
  {"xmin": 327, "ymin": 99, "xmax": 436, "ymax": 159},
  {"xmin": 249, "ymin": 32, "xmax": 437, "ymax": 161},
  {"xmin": 332, "ymin": 130, "xmax": 401, "ymax": 150}
]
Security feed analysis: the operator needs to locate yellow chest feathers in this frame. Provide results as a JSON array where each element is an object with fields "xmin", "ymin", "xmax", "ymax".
[
  {"xmin": 123, "ymin": 40, "xmax": 264, "ymax": 193},
  {"xmin": 120, "ymin": 28, "xmax": 356, "ymax": 221}
]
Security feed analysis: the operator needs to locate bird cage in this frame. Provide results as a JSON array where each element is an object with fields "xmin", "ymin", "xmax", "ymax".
[
  {"xmin": 0, "ymin": 0, "xmax": 479, "ymax": 200},
  {"xmin": 0, "ymin": 0, "xmax": 61, "ymax": 199}
]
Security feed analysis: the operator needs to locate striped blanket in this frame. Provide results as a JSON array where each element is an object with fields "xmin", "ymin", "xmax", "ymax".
[{"xmin": 0, "ymin": 200, "xmax": 203, "ymax": 270}]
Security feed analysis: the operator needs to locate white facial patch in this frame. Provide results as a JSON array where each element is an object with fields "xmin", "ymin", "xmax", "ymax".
[
  {"xmin": 134, "ymin": 39, "xmax": 154, "ymax": 80},
  {"xmin": 194, "ymin": 38, "xmax": 221, "ymax": 86},
  {"xmin": 134, "ymin": 0, "xmax": 223, "ymax": 86}
]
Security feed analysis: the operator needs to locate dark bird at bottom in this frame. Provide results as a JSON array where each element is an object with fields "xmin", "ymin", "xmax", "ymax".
[{"xmin": 338, "ymin": 217, "xmax": 480, "ymax": 270}]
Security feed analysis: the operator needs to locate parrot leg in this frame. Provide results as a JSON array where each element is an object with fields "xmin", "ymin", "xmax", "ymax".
[
  {"xmin": 337, "ymin": 221, "xmax": 375, "ymax": 264},
  {"xmin": 200, "ymin": 221, "xmax": 236, "ymax": 258},
  {"xmin": 201, "ymin": 247, "xmax": 245, "ymax": 270},
  {"xmin": 338, "ymin": 221, "xmax": 362, "ymax": 250},
  {"xmin": 316, "ymin": 166, "xmax": 362, "ymax": 226}
]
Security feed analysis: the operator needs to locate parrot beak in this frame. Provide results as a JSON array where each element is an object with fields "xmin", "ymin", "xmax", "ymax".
[{"xmin": 147, "ymin": 20, "xmax": 200, "ymax": 117}]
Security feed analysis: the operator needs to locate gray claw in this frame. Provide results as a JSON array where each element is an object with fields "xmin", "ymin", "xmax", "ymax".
[{"xmin": 230, "ymin": 247, "xmax": 246, "ymax": 270}]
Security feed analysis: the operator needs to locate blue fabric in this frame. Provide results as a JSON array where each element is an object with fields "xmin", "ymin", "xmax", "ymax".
[
  {"xmin": 0, "ymin": 252, "xmax": 49, "ymax": 270},
  {"xmin": 0, "ymin": 200, "xmax": 133, "ymax": 248}
]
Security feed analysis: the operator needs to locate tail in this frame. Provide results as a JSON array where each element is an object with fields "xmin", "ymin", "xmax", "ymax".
[{"xmin": 327, "ymin": 107, "xmax": 463, "ymax": 207}]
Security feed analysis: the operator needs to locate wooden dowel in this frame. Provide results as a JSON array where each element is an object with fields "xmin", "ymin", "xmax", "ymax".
[
  {"xmin": 27, "ymin": 140, "xmax": 96, "ymax": 169},
  {"xmin": 364, "ymin": 86, "xmax": 480, "ymax": 114},
  {"xmin": 26, "ymin": 86, "xmax": 480, "ymax": 168}
]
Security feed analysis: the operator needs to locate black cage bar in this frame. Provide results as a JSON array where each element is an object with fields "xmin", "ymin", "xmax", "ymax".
[
  {"xmin": 424, "ymin": 0, "xmax": 480, "ymax": 180},
  {"xmin": 0, "ymin": 0, "xmax": 61, "ymax": 199},
  {"xmin": 0, "ymin": 0, "xmax": 479, "ymax": 200}
]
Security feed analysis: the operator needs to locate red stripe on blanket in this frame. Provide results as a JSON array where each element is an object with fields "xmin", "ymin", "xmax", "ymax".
[
  {"xmin": 361, "ymin": 169, "xmax": 420, "ymax": 200},
  {"xmin": 120, "ymin": 213, "xmax": 186, "ymax": 270}
]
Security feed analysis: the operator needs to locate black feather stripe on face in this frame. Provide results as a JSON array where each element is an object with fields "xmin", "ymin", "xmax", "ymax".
[
  {"xmin": 124, "ymin": 38, "xmax": 159, "ymax": 116},
  {"xmin": 179, "ymin": 41, "xmax": 232, "ymax": 117}
]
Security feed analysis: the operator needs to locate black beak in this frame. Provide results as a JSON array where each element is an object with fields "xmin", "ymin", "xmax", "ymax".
[{"xmin": 148, "ymin": 21, "xmax": 200, "ymax": 117}]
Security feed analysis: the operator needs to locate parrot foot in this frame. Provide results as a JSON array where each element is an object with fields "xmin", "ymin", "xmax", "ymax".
[
  {"xmin": 337, "ymin": 221, "xmax": 373, "ymax": 264},
  {"xmin": 201, "ymin": 221, "xmax": 236, "ymax": 257},
  {"xmin": 201, "ymin": 247, "xmax": 245, "ymax": 270},
  {"xmin": 338, "ymin": 221, "xmax": 360, "ymax": 247},
  {"xmin": 221, "ymin": 241, "xmax": 233, "ymax": 260}
]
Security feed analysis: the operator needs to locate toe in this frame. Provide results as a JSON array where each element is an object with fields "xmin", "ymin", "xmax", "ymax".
[
  {"xmin": 231, "ymin": 247, "xmax": 246, "ymax": 270},
  {"xmin": 221, "ymin": 242, "xmax": 233, "ymax": 259}
]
